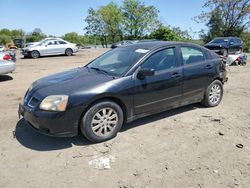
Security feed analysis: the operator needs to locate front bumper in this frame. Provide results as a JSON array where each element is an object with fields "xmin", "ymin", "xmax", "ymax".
[
  {"xmin": 21, "ymin": 50, "xmax": 29, "ymax": 56},
  {"xmin": 18, "ymin": 103, "xmax": 82, "ymax": 137}
]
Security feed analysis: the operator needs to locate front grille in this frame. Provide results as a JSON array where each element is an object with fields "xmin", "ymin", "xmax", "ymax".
[
  {"xmin": 24, "ymin": 91, "xmax": 40, "ymax": 108},
  {"xmin": 28, "ymin": 97, "xmax": 40, "ymax": 108}
]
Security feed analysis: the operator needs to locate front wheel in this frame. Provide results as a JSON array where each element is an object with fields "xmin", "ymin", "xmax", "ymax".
[
  {"xmin": 30, "ymin": 50, "xmax": 40, "ymax": 58},
  {"xmin": 65, "ymin": 48, "xmax": 73, "ymax": 56},
  {"xmin": 80, "ymin": 101, "xmax": 124, "ymax": 143},
  {"xmin": 202, "ymin": 80, "xmax": 223, "ymax": 107}
]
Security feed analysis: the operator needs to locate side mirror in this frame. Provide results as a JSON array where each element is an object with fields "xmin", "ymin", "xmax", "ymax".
[{"xmin": 137, "ymin": 68, "xmax": 155, "ymax": 79}]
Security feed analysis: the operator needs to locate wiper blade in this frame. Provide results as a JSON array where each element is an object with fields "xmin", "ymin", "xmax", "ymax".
[{"xmin": 89, "ymin": 67, "xmax": 110, "ymax": 75}]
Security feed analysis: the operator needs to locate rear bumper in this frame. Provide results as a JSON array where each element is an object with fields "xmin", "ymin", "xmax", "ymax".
[
  {"xmin": 18, "ymin": 103, "xmax": 82, "ymax": 137},
  {"xmin": 0, "ymin": 62, "xmax": 16, "ymax": 74}
]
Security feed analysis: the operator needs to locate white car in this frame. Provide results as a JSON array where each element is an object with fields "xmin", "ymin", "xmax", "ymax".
[
  {"xmin": 0, "ymin": 52, "xmax": 16, "ymax": 74},
  {"xmin": 22, "ymin": 38, "xmax": 79, "ymax": 58},
  {"xmin": 0, "ymin": 45, "xmax": 5, "ymax": 51}
]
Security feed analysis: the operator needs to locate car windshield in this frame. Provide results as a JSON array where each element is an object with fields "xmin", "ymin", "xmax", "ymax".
[
  {"xmin": 209, "ymin": 38, "xmax": 229, "ymax": 44},
  {"xmin": 38, "ymin": 39, "xmax": 54, "ymax": 46},
  {"xmin": 87, "ymin": 47, "xmax": 149, "ymax": 76}
]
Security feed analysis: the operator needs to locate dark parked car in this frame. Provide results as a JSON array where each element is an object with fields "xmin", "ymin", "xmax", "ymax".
[
  {"xmin": 19, "ymin": 41, "xmax": 227, "ymax": 142},
  {"xmin": 204, "ymin": 37, "xmax": 243, "ymax": 56},
  {"xmin": 111, "ymin": 40, "xmax": 135, "ymax": 49}
]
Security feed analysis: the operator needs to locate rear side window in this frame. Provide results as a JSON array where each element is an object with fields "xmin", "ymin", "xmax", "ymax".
[
  {"xmin": 58, "ymin": 41, "xmax": 67, "ymax": 44},
  {"xmin": 181, "ymin": 47, "xmax": 205, "ymax": 65},
  {"xmin": 141, "ymin": 48, "xmax": 177, "ymax": 71},
  {"xmin": 235, "ymin": 38, "xmax": 242, "ymax": 44}
]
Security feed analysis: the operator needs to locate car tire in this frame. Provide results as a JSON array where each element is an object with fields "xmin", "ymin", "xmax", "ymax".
[
  {"xmin": 80, "ymin": 100, "xmax": 124, "ymax": 143},
  {"xmin": 201, "ymin": 80, "xmax": 223, "ymax": 107},
  {"xmin": 65, "ymin": 48, "xmax": 73, "ymax": 56},
  {"xmin": 30, "ymin": 50, "xmax": 40, "ymax": 58},
  {"xmin": 221, "ymin": 49, "xmax": 228, "ymax": 57}
]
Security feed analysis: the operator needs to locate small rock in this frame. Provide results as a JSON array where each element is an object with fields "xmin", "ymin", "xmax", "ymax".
[
  {"xmin": 133, "ymin": 170, "xmax": 140, "ymax": 177},
  {"xmin": 165, "ymin": 163, "xmax": 169, "ymax": 170},
  {"xmin": 236, "ymin": 144, "xmax": 243, "ymax": 149},
  {"xmin": 118, "ymin": 181, "xmax": 129, "ymax": 188},
  {"xmin": 218, "ymin": 131, "xmax": 224, "ymax": 136},
  {"xmin": 213, "ymin": 169, "xmax": 219, "ymax": 174},
  {"xmin": 211, "ymin": 118, "xmax": 221, "ymax": 123}
]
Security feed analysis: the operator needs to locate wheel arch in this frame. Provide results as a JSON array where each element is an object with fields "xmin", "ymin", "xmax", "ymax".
[
  {"xmin": 78, "ymin": 96, "xmax": 128, "ymax": 128},
  {"xmin": 65, "ymin": 48, "xmax": 73, "ymax": 53}
]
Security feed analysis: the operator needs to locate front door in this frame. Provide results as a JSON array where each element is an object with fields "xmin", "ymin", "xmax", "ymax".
[{"xmin": 133, "ymin": 47, "xmax": 183, "ymax": 115}]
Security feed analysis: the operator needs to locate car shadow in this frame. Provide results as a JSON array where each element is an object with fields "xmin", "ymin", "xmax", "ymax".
[
  {"xmin": 0, "ymin": 75, "xmax": 13, "ymax": 82},
  {"xmin": 15, "ymin": 103, "xmax": 203, "ymax": 151},
  {"xmin": 121, "ymin": 103, "xmax": 202, "ymax": 132},
  {"xmin": 15, "ymin": 119, "xmax": 92, "ymax": 151},
  {"xmin": 20, "ymin": 54, "xmax": 76, "ymax": 59}
]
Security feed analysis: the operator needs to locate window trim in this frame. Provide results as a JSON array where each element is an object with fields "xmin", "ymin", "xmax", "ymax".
[{"xmin": 138, "ymin": 46, "xmax": 178, "ymax": 73}]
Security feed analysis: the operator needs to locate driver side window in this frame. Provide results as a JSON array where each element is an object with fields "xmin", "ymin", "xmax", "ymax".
[{"xmin": 141, "ymin": 48, "xmax": 176, "ymax": 72}]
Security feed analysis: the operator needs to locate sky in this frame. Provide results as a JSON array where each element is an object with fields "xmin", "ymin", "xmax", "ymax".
[{"xmin": 0, "ymin": 0, "xmax": 207, "ymax": 38}]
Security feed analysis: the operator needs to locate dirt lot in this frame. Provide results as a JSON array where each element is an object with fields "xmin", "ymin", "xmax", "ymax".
[{"xmin": 0, "ymin": 50, "xmax": 250, "ymax": 188}]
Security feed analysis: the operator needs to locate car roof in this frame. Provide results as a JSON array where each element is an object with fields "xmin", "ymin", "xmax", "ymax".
[
  {"xmin": 214, "ymin": 37, "xmax": 241, "ymax": 39},
  {"xmin": 118, "ymin": 41, "xmax": 205, "ymax": 51}
]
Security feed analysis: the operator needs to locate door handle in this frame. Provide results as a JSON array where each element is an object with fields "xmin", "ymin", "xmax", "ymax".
[
  {"xmin": 171, "ymin": 72, "xmax": 180, "ymax": 78},
  {"xmin": 205, "ymin": 64, "xmax": 212, "ymax": 69}
]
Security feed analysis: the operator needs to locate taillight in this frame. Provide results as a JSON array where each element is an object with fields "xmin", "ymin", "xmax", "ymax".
[{"xmin": 3, "ymin": 54, "xmax": 11, "ymax": 60}]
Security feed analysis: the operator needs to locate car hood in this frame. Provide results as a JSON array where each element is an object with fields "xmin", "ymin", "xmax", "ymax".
[{"xmin": 30, "ymin": 67, "xmax": 115, "ymax": 98}]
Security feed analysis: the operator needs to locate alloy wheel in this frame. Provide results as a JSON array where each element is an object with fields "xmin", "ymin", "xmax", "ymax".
[{"xmin": 91, "ymin": 108, "xmax": 118, "ymax": 137}]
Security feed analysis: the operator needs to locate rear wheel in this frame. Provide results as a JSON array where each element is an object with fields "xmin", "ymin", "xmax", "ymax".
[
  {"xmin": 65, "ymin": 48, "xmax": 73, "ymax": 56},
  {"xmin": 80, "ymin": 101, "xmax": 124, "ymax": 143},
  {"xmin": 30, "ymin": 50, "xmax": 40, "ymax": 58},
  {"xmin": 202, "ymin": 80, "xmax": 223, "ymax": 107}
]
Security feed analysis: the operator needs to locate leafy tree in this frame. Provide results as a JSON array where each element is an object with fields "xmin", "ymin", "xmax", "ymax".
[
  {"xmin": 150, "ymin": 26, "xmax": 185, "ymax": 41},
  {"xmin": 63, "ymin": 32, "xmax": 81, "ymax": 45},
  {"xmin": 241, "ymin": 31, "xmax": 250, "ymax": 52},
  {"xmin": 11, "ymin": 29, "xmax": 25, "ymax": 37},
  {"xmin": 0, "ymin": 28, "xmax": 11, "ymax": 36},
  {"xmin": 99, "ymin": 2, "xmax": 123, "ymax": 43},
  {"xmin": 85, "ymin": 7, "xmax": 108, "ymax": 47},
  {"xmin": 26, "ymin": 28, "xmax": 46, "ymax": 42},
  {"xmin": 121, "ymin": 0, "xmax": 160, "ymax": 39},
  {"xmin": 196, "ymin": 0, "xmax": 250, "ymax": 42},
  {"xmin": 172, "ymin": 27, "xmax": 191, "ymax": 40}
]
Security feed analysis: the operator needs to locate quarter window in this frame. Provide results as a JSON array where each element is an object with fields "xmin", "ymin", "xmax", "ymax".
[
  {"xmin": 58, "ymin": 41, "xmax": 67, "ymax": 44},
  {"xmin": 141, "ymin": 48, "xmax": 176, "ymax": 71},
  {"xmin": 181, "ymin": 47, "xmax": 205, "ymax": 65}
]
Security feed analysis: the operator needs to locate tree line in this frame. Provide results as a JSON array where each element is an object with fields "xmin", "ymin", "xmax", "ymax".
[{"xmin": 0, "ymin": 0, "xmax": 249, "ymax": 51}]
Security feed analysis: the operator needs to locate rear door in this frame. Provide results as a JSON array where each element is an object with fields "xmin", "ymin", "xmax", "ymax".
[
  {"xmin": 228, "ymin": 38, "xmax": 239, "ymax": 54},
  {"xmin": 57, "ymin": 40, "xmax": 67, "ymax": 54},
  {"xmin": 180, "ymin": 46, "xmax": 214, "ymax": 105},
  {"xmin": 133, "ymin": 47, "xmax": 183, "ymax": 115}
]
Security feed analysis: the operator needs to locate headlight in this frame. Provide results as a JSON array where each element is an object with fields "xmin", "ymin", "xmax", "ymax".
[{"xmin": 40, "ymin": 95, "xmax": 68, "ymax": 111}]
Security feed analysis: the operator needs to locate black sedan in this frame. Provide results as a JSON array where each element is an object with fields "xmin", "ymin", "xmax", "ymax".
[{"xmin": 19, "ymin": 41, "xmax": 227, "ymax": 142}]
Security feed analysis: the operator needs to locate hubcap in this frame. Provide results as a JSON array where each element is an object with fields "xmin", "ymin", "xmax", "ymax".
[
  {"xmin": 91, "ymin": 108, "xmax": 118, "ymax": 137},
  {"xmin": 209, "ymin": 84, "xmax": 221, "ymax": 105},
  {"xmin": 66, "ymin": 50, "xmax": 72, "ymax": 56},
  {"xmin": 33, "ymin": 52, "xmax": 38, "ymax": 58}
]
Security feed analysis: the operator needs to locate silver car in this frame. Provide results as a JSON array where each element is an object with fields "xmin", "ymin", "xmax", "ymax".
[
  {"xmin": 22, "ymin": 38, "xmax": 79, "ymax": 58},
  {"xmin": 0, "ymin": 52, "xmax": 16, "ymax": 74}
]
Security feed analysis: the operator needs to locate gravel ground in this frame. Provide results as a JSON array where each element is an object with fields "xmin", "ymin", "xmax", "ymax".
[{"xmin": 0, "ymin": 50, "xmax": 249, "ymax": 188}]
